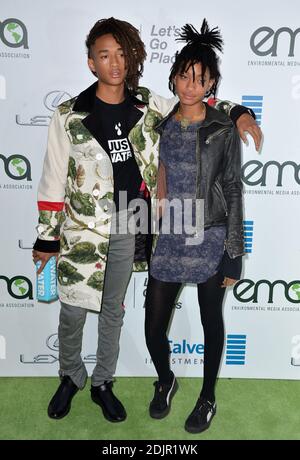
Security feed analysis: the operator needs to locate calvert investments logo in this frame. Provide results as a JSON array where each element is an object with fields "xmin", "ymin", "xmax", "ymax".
[
  {"xmin": 0, "ymin": 275, "xmax": 33, "ymax": 300},
  {"xmin": 242, "ymin": 96, "xmax": 263, "ymax": 126},
  {"xmin": 16, "ymin": 90, "xmax": 72, "ymax": 127},
  {"xmin": 225, "ymin": 334, "xmax": 246, "ymax": 365},
  {"xmin": 168, "ymin": 339, "xmax": 204, "ymax": 355},
  {"xmin": 20, "ymin": 333, "xmax": 96, "ymax": 364},
  {"xmin": 0, "ymin": 75, "xmax": 6, "ymax": 99},
  {"xmin": 243, "ymin": 220, "xmax": 254, "ymax": 254}
]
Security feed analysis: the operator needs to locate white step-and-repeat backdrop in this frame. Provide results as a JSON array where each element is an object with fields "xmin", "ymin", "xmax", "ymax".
[{"xmin": 1, "ymin": 0, "xmax": 300, "ymax": 379}]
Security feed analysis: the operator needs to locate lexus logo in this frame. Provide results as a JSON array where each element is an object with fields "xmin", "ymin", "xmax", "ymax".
[
  {"xmin": 43, "ymin": 91, "xmax": 72, "ymax": 111},
  {"xmin": 46, "ymin": 333, "xmax": 59, "ymax": 351}
]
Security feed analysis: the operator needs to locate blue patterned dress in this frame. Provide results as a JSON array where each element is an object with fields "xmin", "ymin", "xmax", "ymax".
[{"xmin": 150, "ymin": 117, "xmax": 226, "ymax": 284}]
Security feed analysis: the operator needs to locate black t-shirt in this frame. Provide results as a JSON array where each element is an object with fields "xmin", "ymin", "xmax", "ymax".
[{"xmin": 94, "ymin": 96, "xmax": 143, "ymax": 211}]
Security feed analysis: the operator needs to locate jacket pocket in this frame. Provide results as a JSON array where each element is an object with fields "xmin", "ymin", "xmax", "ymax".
[
  {"xmin": 205, "ymin": 127, "xmax": 231, "ymax": 145},
  {"xmin": 214, "ymin": 180, "xmax": 228, "ymax": 216}
]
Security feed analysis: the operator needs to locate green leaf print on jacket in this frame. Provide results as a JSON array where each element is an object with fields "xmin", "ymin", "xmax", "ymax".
[
  {"xmin": 143, "ymin": 162, "xmax": 157, "ymax": 189},
  {"xmin": 68, "ymin": 157, "xmax": 77, "ymax": 181},
  {"xmin": 70, "ymin": 190, "xmax": 96, "ymax": 216},
  {"xmin": 58, "ymin": 261, "xmax": 85, "ymax": 286},
  {"xmin": 136, "ymin": 87, "xmax": 150, "ymax": 104},
  {"xmin": 58, "ymin": 99, "xmax": 76, "ymax": 115},
  {"xmin": 144, "ymin": 109, "xmax": 162, "ymax": 146},
  {"xmin": 129, "ymin": 124, "xmax": 146, "ymax": 151},
  {"xmin": 64, "ymin": 242, "xmax": 100, "ymax": 264},
  {"xmin": 39, "ymin": 210, "xmax": 52, "ymax": 225},
  {"xmin": 87, "ymin": 271, "xmax": 105, "ymax": 292},
  {"xmin": 98, "ymin": 242, "xmax": 109, "ymax": 255},
  {"xmin": 68, "ymin": 119, "xmax": 93, "ymax": 145}
]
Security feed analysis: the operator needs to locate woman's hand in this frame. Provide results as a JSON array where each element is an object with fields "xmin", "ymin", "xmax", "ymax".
[
  {"xmin": 236, "ymin": 113, "xmax": 262, "ymax": 151},
  {"xmin": 221, "ymin": 276, "xmax": 238, "ymax": 288},
  {"xmin": 32, "ymin": 250, "xmax": 59, "ymax": 275}
]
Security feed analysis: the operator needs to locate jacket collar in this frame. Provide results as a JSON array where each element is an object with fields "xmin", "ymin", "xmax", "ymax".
[
  {"xmin": 72, "ymin": 81, "xmax": 149, "ymax": 113},
  {"xmin": 155, "ymin": 101, "xmax": 232, "ymax": 134},
  {"xmin": 72, "ymin": 82, "xmax": 148, "ymax": 152}
]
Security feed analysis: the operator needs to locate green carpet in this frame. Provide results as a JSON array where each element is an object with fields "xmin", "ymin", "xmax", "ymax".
[{"xmin": 0, "ymin": 377, "xmax": 299, "ymax": 440}]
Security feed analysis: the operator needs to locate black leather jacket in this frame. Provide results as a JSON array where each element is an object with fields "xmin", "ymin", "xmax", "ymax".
[{"xmin": 155, "ymin": 102, "xmax": 244, "ymax": 262}]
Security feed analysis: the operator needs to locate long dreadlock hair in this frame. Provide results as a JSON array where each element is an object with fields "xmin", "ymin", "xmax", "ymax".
[
  {"xmin": 86, "ymin": 17, "xmax": 147, "ymax": 92},
  {"xmin": 169, "ymin": 19, "xmax": 223, "ymax": 97}
]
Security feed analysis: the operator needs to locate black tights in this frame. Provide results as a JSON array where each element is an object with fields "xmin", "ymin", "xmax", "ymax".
[{"xmin": 144, "ymin": 272, "xmax": 226, "ymax": 402}]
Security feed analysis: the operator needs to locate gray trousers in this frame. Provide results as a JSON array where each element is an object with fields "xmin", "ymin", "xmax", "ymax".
[{"xmin": 58, "ymin": 214, "xmax": 135, "ymax": 389}]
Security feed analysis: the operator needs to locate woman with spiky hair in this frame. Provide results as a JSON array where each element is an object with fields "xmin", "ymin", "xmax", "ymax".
[{"xmin": 145, "ymin": 19, "xmax": 244, "ymax": 433}]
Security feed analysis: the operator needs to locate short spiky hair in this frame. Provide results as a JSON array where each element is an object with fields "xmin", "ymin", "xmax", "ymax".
[
  {"xmin": 169, "ymin": 19, "xmax": 223, "ymax": 97},
  {"xmin": 86, "ymin": 17, "xmax": 147, "ymax": 92}
]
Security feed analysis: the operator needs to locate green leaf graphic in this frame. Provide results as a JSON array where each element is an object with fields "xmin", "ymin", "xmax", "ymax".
[
  {"xmin": 65, "ymin": 242, "xmax": 100, "ymax": 264},
  {"xmin": 58, "ymin": 261, "xmax": 85, "ymax": 286},
  {"xmin": 87, "ymin": 271, "xmax": 104, "ymax": 292},
  {"xmin": 70, "ymin": 190, "xmax": 96, "ymax": 216}
]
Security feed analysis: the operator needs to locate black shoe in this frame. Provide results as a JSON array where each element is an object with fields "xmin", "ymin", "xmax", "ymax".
[
  {"xmin": 47, "ymin": 376, "xmax": 79, "ymax": 420},
  {"xmin": 149, "ymin": 374, "xmax": 178, "ymax": 419},
  {"xmin": 91, "ymin": 381, "xmax": 126, "ymax": 423},
  {"xmin": 185, "ymin": 397, "xmax": 217, "ymax": 433}
]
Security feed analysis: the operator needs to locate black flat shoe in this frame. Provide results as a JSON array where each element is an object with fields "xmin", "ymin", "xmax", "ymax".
[
  {"xmin": 91, "ymin": 381, "xmax": 126, "ymax": 423},
  {"xmin": 48, "ymin": 376, "xmax": 79, "ymax": 420}
]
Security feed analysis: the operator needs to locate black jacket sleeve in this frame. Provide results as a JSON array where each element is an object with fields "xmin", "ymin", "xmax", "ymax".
[
  {"xmin": 218, "ymin": 250, "xmax": 242, "ymax": 280},
  {"xmin": 33, "ymin": 238, "xmax": 60, "ymax": 253}
]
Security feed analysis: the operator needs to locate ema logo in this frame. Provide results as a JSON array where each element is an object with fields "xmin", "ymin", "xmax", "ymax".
[
  {"xmin": 250, "ymin": 27, "xmax": 300, "ymax": 57},
  {"xmin": 226, "ymin": 334, "xmax": 246, "ymax": 365},
  {"xmin": 242, "ymin": 160, "xmax": 300, "ymax": 187},
  {"xmin": 234, "ymin": 279, "xmax": 300, "ymax": 304},
  {"xmin": 0, "ymin": 18, "xmax": 28, "ymax": 49},
  {"xmin": 0, "ymin": 276, "xmax": 33, "ymax": 299},
  {"xmin": 0, "ymin": 75, "xmax": 6, "ymax": 99},
  {"xmin": 244, "ymin": 220, "xmax": 254, "ymax": 254},
  {"xmin": 242, "ymin": 96, "xmax": 263, "ymax": 126},
  {"xmin": 0, "ymin": 335, "xmax": 6, "ymax": 359},
  {"xmin": 0, "ymin": 154, "xmax": 32, "ymax": 180}
]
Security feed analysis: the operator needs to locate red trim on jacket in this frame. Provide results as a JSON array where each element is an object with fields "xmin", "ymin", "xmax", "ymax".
[
  {"xmin": 207, "ymin": 97, "xmax": 217, "ymax": 107},
  {"xmin": 38, "ymin": 201, "xmax": 64, "ymax": 211},
  {"xmin": 139, "ymin": 180, "xmax": 150, "ymax": 198}
]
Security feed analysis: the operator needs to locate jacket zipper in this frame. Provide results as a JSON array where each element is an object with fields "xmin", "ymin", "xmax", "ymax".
[
  {"xmin": 215, "ymin": 180, "xmax": 228, "ymax": 216},
  {"xmin": 205, "ymin": 127, "xmax": 230, "ymax": 144}
]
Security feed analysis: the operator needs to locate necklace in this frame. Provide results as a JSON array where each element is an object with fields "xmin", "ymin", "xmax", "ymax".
[{"xmin": 176, "ymin": 104, "xmax": 206, "ymax": 129}]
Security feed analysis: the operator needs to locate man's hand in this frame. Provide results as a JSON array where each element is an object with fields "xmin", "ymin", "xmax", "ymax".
[
  {"xmin": 32, "ymin": 250, "xmax": 59, "ymax": 275},
  {"xmin": 221, "ymin": 277, "xmax": 238, "ymax": 288},
  {"xmin": 236, "ymin": 113, "xmax": 262, "ymax": 152}
]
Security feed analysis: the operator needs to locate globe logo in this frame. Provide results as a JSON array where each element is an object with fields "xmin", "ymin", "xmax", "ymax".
[
  {"xmin": 11, "ymin": 278, "xmax": 30, "ymax": 297},
  {"xmin": 0, "ymin": 18, "xmax": 28, "ymax": 49},
  {"xmin": 4, "ymin": 22, "xmax": 23, "ymax": 44},
  {"xmin": 291, "ymin": 284, "xmax": 300, "ymax": 301},
  {"xmin": 8, "ymin": 157, "xmax": 27, "ymax": 177}
]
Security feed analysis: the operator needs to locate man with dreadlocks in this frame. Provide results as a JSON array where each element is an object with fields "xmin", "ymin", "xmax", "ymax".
[
  {"xmin": 145, "ymin": 19, "xmax": 244, "ymax": 433},
  {"xmin": 32, "ymin": 17, "xmax": 259, "ymax": 423}
]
